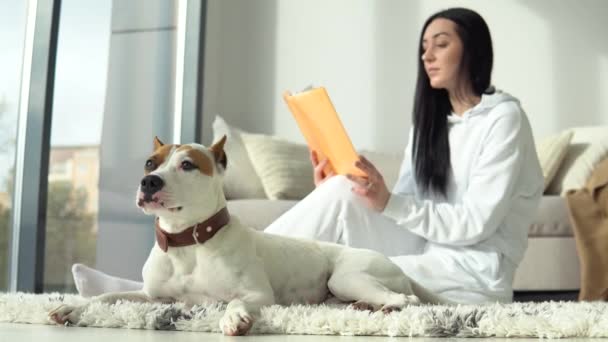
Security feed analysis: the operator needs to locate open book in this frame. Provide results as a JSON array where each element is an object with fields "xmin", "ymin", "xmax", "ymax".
[{"xmin": 282, "ymin": 86, "xmax": 366, "ymax": 177}]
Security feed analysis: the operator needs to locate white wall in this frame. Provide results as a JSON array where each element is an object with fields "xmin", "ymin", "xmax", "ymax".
[{"xmin": 202, "ymin": 0, "xmax": 608, "ymax": 153}]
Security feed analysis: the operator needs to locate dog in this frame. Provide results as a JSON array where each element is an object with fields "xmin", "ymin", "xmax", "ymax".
[{"xmin": 49, "ymin": 136, "xmax": 447, "ymax": 335}]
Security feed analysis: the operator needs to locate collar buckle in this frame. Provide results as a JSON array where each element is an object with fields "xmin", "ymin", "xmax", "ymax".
[{"xmin": 192, "ymin": 224, "xmax": 202, "ymax": 244}]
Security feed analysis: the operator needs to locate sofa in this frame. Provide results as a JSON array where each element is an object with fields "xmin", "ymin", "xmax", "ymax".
[{"xmin": 213, "ymin": 116, "xmax": 608, "ymax": 297}]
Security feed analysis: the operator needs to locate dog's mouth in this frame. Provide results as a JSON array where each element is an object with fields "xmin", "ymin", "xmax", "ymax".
[{"xmin": 137, "ymin": 197, "xmax": 183, "ymax": 212}]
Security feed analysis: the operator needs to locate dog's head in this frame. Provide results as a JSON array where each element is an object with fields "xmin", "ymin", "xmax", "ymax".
[{"xmin": 136, "ymin": 136, "xmax": 228, "ymax": 228}]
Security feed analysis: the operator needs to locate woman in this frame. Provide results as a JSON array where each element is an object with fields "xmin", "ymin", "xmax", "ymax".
[
  {"xmin": 73, "ymin": 7, "xmax": 543, "ymax": 304},
  {"xmin": 265, "ymin": 7, "xmax": 543, "ymax": 304}
]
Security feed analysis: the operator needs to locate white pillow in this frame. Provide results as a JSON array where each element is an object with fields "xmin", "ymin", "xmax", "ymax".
[
  {"xmin": 241, "ymin": 132, "xmax": 315, "ymax": 200},
  {"xmin": 546, "ymin": 126, "xmax": 608, "ymax": 195},
  {"xmin": 212, "ymin": 116, "xmax": 266, "ymax": 199},
  {"xmin": 535, "ymin": 130, "xmax": 573, "ymax": 192}
]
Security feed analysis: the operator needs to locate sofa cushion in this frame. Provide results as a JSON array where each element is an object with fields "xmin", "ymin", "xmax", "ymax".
[
  {"xmin": 227, "ymin": 199, "xmax": 297, "ymax": 230},
  {"xmin": 228, "ymin": 195, "xmax": 571, "ymax": 237},
  {"xmin": 536, "ymin": 130, "xmax": 573, "ymax": 192},
  {"xmin": 212, "ymin": 116, "xmax": 266, "ymax": 199},
  {"xmin": 528, "ymin": 195, "xmax": 572, "ymax": 237},
  {"xmin": 512, "ymin": 237, "xmax": 580, "ymax": 291},
  {"xmin": 547, "ymin": 126, "xmax": 608, "ymax": 195},
  {"xmin": 241, "ymin": 133, "xmax": 315, "ymax": 200}
]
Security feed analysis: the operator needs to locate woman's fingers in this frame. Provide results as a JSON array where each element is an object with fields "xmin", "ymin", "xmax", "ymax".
[
  {"xmin": 351, "ymin": 184, "xmax": 370, "ymax": 197},
  {"xmin": 310, "ymin": 150, "xmax": 319, "ymax": 166},
  {"xmin": 317, "ymin": 158, "xmax": 328, "ymax": 169},
  {"xmin": 346, "ymin": 174, "xmax": 369, "ymax": 188},
  {"xmin": 359, "ymin": 155, "xmax": 375, "ymax": 170},
  {"xmin": 347, "ymin": 173, "xmax": 375, "ymax": 198},
  {"xmin": 314, "ymin": 159, "xmax": 327, "ymax": 176},
  {"xmin": 313, "ymin": 157, "xmax": 332, "ymax": 187},
  {"xmin": 355, "ymin": 156, "xmax": 374, "ymax": 174},
  {"xmin": 348, "ymin": 156, "xmax": 391, "ymax": 212},
  {"xmin": 355, "ymin": 156, "xmax": 383, "ymax": 182}
]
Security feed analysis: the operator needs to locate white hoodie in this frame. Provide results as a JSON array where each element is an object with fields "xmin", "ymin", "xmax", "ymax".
[{"xmin": 383, "ymin": 90, "xmax": 544, "ymax": 302}]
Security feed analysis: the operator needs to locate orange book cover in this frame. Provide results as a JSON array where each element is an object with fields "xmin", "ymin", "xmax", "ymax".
[{"xmin": 282, "ymin": 86, "xmax": 366, "ymax": 177}]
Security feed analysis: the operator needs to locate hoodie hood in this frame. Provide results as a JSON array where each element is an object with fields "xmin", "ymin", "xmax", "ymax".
[{"xmin": 447, "ymin": 89, "xmax": 519, "ymax": 124}]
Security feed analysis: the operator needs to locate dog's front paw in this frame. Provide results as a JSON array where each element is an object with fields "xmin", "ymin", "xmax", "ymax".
[
  {"xmin": 350, "ymin": 301, "xmax": 379, "ymax": 312},
  {"xmin": 219, "ymin": 308, "xmax": 254, "ymax": 336},
  {"xmin": 381, "ymin": 294, "xmax": 421, "ymax": 314},
  {"xmin": 48, "ymin": 304, "xmax": 86, "ymax": 326}
]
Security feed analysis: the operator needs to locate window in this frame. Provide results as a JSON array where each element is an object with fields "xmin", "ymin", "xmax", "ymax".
[
  {"xmin": 6, "ymin": 0, "xmax": 202, "ymax": 292},
  {"xmin": 43, "ymin": 0, "xmax": 110, "ymax": 292},
  {"xmin": 0, "ymin": 0, "xmax": 27, "ymax": 292}
]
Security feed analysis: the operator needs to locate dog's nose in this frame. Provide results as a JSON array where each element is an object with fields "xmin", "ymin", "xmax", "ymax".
[{"xmin": 140, "ymin": 175, "xmax": 164, "ymax": 194}]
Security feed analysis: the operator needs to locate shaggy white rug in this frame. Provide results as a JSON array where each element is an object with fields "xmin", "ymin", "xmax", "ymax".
[{"xmin": 1, "ymin": 292, "xmax": 607, "ymax": 338}]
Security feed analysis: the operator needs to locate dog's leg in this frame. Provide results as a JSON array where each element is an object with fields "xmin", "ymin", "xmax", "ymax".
[
  {"xmin": 220, "ymin": 292, "xmax": 274, "ymax": 336},
  {"xmin": 327, "ymin": 273, "xmax": 420, "ymax": 313},
  {"xmin": 49, "ymin": 290, "xmax": 157, "ymax": 325}
]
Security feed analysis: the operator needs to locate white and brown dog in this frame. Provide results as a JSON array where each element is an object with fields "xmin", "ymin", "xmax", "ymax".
[{"xmin": 50, "ymin": 136, "xmax": 446, "ymax": 335}]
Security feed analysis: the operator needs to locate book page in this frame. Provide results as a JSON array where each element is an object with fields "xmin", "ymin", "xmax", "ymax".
[{"xmin": 283, "ymin": 87, "xmax": 366, "ymax": 177}]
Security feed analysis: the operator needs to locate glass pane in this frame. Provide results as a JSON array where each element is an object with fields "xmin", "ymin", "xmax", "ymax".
[
  {"xmin": 0, "ymin": 0, "xmax": 28, "ymax": 291},
  {"xmin": 44, "ymin": 0, "xmax": 111, "ymax": 292}
]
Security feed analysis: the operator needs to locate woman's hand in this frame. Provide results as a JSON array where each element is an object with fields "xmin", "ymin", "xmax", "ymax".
[
  {"xmin": 311, "ymin": 150, "xmax": 335, "ymax": 187},
  {"xmin": 347, "ymin": 156, "xmax": 391, "ymax": 212}
]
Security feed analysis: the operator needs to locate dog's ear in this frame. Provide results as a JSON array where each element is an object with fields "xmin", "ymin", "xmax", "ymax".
[
  {"xmin": 210, "ymin": 135, "xmax": 228, "ymax": 171},
  {"xmin": 153, "ymin": 136, "xmax": 165, "ymax": 150}
]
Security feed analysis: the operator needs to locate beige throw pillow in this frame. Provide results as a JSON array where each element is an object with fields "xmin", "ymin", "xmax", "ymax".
[
  {"xmin": 536, "ymin": 130, "xmax": 574, "ymax": 192},
  {"xmin": 212, "ymin": 116, "xmax": 267, "ymax": 199},
  {"xmin": 241, "ymin": 133, "xmax": 315, "ymax": 200},
  {"xmin": 547, "ymin": 126, "xmax": 608, "ymax": 195}
]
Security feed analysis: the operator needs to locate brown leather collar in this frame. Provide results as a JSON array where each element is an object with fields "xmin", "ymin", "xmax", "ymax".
[{"xmin": 154, "ymin": 207, "xmax": 230, "ymax": 252}]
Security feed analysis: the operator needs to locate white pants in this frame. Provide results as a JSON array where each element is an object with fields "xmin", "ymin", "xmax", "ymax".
[{"xmin": 265, "ymin": 176, "xmax": 512, "ymax": 304}]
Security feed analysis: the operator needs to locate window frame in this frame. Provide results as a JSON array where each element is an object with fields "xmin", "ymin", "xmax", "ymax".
[{"xmin": 9, "ymin": 0, "xmax": 61, "ymax": 293}]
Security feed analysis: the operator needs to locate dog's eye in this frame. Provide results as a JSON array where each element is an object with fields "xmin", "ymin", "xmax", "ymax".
[
  {"xmin": 145, "ymin": 159, "xmax": 156, "ymax": 171},
  {"xmin": 181, "ymin": 160, "xmax": 196, "ymax": 171}
]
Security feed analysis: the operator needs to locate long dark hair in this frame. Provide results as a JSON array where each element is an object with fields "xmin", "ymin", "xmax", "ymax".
[{"xmin": 413, "ymin": 7, "xmax": 493, "ymax": 197}]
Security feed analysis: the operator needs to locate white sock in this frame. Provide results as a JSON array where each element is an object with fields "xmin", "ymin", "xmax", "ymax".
[{"xmin": 72, "ymin": 263, "xmax": 143, "ymax": 297}]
